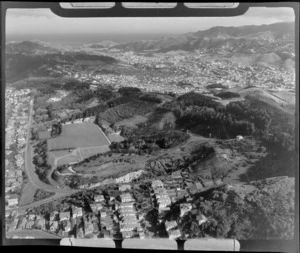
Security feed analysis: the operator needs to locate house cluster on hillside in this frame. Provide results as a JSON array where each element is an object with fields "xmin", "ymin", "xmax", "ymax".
[
  {"xmin": 5, "ymin": 87, "xmax": 31, "ymax": 208},
  {"xmin": 6, "ymin": 166, "xmax": 213, "ymax": 239}
]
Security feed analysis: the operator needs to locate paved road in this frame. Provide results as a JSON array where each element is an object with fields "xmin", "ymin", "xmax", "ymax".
[
  {"xmin": 24, "ymin": 100, "xmax": 77, "ymax": 193},
  {"xmin": 6, "ymin": 229, "xmax": 62, "ymax": 239},
  {"xmin": 13, "ymin": 100, "xmax": 79, "ymax": 211},
  {"xmin": 7, "ymin": 190, "xmax": 79, "ymax": 212}
]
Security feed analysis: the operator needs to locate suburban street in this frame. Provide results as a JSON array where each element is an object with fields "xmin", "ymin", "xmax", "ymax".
[{"xmin": 18, "ymin": 100, "xmax": 79, "ymax": 210}]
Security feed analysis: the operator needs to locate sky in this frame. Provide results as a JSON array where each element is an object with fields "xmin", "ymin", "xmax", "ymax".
[{"xmin": 5, "ymin": 7, "xmax": 295, "ymax": 43}]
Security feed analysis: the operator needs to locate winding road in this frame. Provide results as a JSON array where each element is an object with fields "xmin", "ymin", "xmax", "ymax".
[{"xmin": 12, "ymin": 100, "xmax": 79, "ymax": 212}]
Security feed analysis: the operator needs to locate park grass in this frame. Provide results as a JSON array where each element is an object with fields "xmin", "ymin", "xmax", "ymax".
[
  {"xmin": 56, "ymin": 154, "xmax": 81, "ymax": 166},
  {"xmin": 48, "ymin": 122, "xmax": 110, "ymax": 151},
  {"xmin": 115, "ymin": 115, "xmax": 148, "ymax": 129},
  {"xmin": 79, "ymin": 146, "xmax": 110, "ymax": 159},
  {"xmin": 19, "ymin": 181, "xmax": 38, "ymax": 206}
]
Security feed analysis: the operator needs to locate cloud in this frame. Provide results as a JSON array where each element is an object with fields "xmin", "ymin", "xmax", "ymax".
[
  {"xmin": 5, "ymin": 7, "xmax": 296, "ymax": 36},
  {"xmin": 6, "ymin": 9, "xmax": 54, "ymax": 19},
  {"xmin": 244, "ymin": 7, "xmax": 295, "ymax": 21}
]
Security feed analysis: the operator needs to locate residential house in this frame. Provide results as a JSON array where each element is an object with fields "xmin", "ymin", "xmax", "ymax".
[
  {"xmin": 50, "ymin": 211, "xmax": 59, "ymax": 221},
  {"xmin": 77, "ymin": 227, "xmax": 84, "ymax": 239},
  {"xmin": 72, "ymin": 206, "xmax": 83, "ymax": 218},
  {"xmin": 168, "ymin": 229, "xmax": 181, "ymax": 240},
  {"xmin": 158, "ymin": 206, "xmax": 170, "ymax": 213},
  {"xmin": 156, "ymin": 192, "xmax": 170, "ymax": 200},
  {"xmin": 35, "ymin": 218, "xmax": 46, "ymax": 230},
  {"xmin": 165, "ymin": 220, "xmax": 177, "ymax": 231},
  {"xmin": 94, "ymin": 194, "xmax": 105, "ymax": 203},
  {"xmin": 90, "ymin": 203, "xmax": 103, "ymax": 213},
  {"xmin": 122, "ymin": 231, "xmax": 134, "ymax": 239},
  {"xmin": 119, "ymin": 184, "xmax": 132, "ymax": 192},
  {"xmin": 236, "ymin": 135, "xmax": 244, "ymax": 141},
  {"xmin": 50, "ymin": 221, "xmax": 59, "ymax": 232},
  {"xmin": 100, "ymin": 211, "xmax": 107, "ymax": 218},
  {"xmin": 151, "ymin": 180, "xmax": 164, "ymax": 188},
  {"xmin": 7, "ymin": 194, "xmax": 18, "ymax": 207},
  {"xmin": 84, "ymin": 222, "xmax": 94, "ymax": 236},
  {"xmin": 18, "ymin": 217, "xmax": 27, "ymax": 229},
  {"xmin": 64, "ymin": 220, "xmax": 72, "ymax": 232},
  {"xmin": 60, "ymin": 211, "xmax": 70, "ymax": 221},
  {"xmin": 28, "ymin": 213, "xmax": 36, "ymax": 221},
  {"xmin": 120, "ymin": 193, "xmax": 134, "ymax": 203},
  {"xmin": 120, "ymin": 216, "xmax": 138, "ymax": 225},
  {"xmin": 195, "ymin": 182, "xmax": 203, "ymax": 191},
  {"xmin": 93, "ymin": 223, "xmax": 99, "ymax": 234},
  {"xmin": 139, "ymin": 231, "xmax": 145, "ymax": 239},
  {"xmin": 196, "ymin": 213, "xmax": 208, "ymax": 225},
  {"xmin": 157, "ymin": 196, "xmax": 171, "ymax": 209},
  {"xmin": 180, "ymin": 203, "xmax": 192, "ymax": 217},
  {"xmin": 120, "ymin": 223, "xmax": 138, "ymax": 232},
  {"xmin": 25, "ymin": 220, "xmax": 35, "ymax": 229},
  {"xmin": 118, "ymin": 202, "xmax": 135, "ymax": 209}
]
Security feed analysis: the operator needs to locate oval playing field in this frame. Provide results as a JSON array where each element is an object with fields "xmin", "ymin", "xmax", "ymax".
[
  {"xmin": 48, "ymin": 122, "xmax": 111, "ymax": 151},
  {"xmin": 48, "ymin": 123, "xmax": 111, "ymax": 166}
]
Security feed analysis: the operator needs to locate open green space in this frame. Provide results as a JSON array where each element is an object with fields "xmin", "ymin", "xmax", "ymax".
[{"xmin": 48, "ymin": 122, "xmax": 110, "ymax": 151}]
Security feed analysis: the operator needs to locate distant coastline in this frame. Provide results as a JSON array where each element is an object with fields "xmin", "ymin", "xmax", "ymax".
[{"xmin": 5, "ymin": 33, "xmax": 178, "ymax": 45}]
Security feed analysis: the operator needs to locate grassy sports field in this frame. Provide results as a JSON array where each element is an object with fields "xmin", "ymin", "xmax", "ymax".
[
  {"xmin": 47, "ymin": 123, "xmax": 111, "ymax": 166},
  {"xmin": 48, "ymin": 122, "xmax": 110, "ymax": 151}
]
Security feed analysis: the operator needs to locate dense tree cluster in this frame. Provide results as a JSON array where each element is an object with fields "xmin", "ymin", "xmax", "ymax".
[
  {"xmin": 214, "ymin": 91, "xmax": 240, "ymax": 99},
  {"xmin": 110, "ymin": 130, "xmax": 189, "ymax": 154},
  {"xmin": 176, "ymin": 92, "xmax": 224, "ymax": 111},
  {"xmin": 33, "ymin": 189, "xmax": 55, "ymax": 202},
  {"xmin": 32, "ymin": 140, "xmax": 51, "ymax": 184},
  {"xmin": 74, "ymin": 86, "xmax": 115, "ymax": 104},
  {"xmin": 107, "ymin": 96, "xmax": 134, "ymax": 108},
  {"xmin": 50, "ymin": 121, "xmax": 62, "ymax": 137},
  {"xmin": 138, "ymin": 93, "xmax": 163, "ymax": 103},
  {"xmin": 118, "ymin": 87, "xmax": 142, "ymax": 97},
  {"xmin": 176, "ymin": 106, "xmax": 255, "ymax": 139},
  {"xmin": 206, "ymin": 83, "xmax": 228, "ymax": 89},
  {"xmin": 226, "ymin": 100, "xmax": 271, "ymax": 131}
]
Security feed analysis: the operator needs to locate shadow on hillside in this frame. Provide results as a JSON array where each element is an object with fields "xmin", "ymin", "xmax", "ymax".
[{"xmin": 239, "ymin": 152, "xmax": 295, "ymax": 182}]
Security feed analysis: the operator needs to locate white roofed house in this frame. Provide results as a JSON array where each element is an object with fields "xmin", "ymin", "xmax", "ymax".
[
  {"xmin": 236, "ymin": 135, "xmax": 244, "ymax": 141},
  {"xmin": 165, "ymin": 220, "xmax": 178, "ymax": 231},
  {"xmin": 120, "ymin": 193, "xmax": 134, "ymax": 203},
  {"xmin": 196, "ymin": 213, "xmax": 208, "ymax": 226},
  {"xmin": 100, "ymin": 211, "xmax": 107, "ymax": 218},
  {"xmin": 119, "ymin": 184, "xmax": 132, "ymax": 192},
  {"xmin": 180, "ymin": 203, "xmax": 192, "ymax": 217},
  {"xmin": 94, "ymin": 194, "xmax": 105, "ymax": 203},
  {"xmin": 157, "ymin": 196, "xmax": 172, "ymax": 211},
  {"xmin": 7, "ymin": 194, "xmax": 19, "ymax": 207},
  {"xmin": 60, "ymin": 211, "xmax": 71, "ymax": 221},
  {"xmin": 120, "ymin": 223, "xmax": 138, "ymax": 232},
  {"xmin": 122, "ymin": 231, "xmax": 135, "ymax": 239},
  {"xmin": 90, "ymin": 203, "xmax": 103, "ymax": 213},
  {"xmin": 72, "ymin": 206, "xmax": 83, "ymax": 218},
  {"xmin": 118, "ymin": 202, "xmax": 135, "ymax": 209},
  {"xmin": 168, "ymin": 229, "xmax": 182, "ymax": 240}
]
